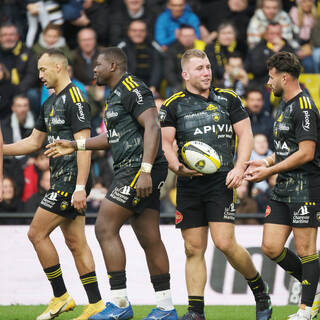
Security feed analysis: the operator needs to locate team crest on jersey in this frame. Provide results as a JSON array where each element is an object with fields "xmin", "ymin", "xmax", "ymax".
[
  {"xmin": 60, "ymin": 201, "xmax": 69, "ymax": 211},
  {"xmin": 277, "ymin": 113, "xmax": 283, "ymax": 122},
  {"xmin": 206, "ymin": 104, "xmax": 218, "ymax": 111},
  {"xmin": 265, "ymin": 205, "xmax": 271, "ymax": 217},
  {"xmin": 175, "ymin": 210, "xmax": 183, "ymax": 224},
  {"xmin": 212, "ymin": 112, "xmax": 220, "ymax": 122},
  {"xmin": 159, "ymin": 109, "xmax": 167, "ymax": 122}
]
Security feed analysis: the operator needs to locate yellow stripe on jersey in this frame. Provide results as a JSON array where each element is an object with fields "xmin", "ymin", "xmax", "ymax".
[
  {"xmin": 215, "ymin": 88, "xmax": 237, "ymax": 98},
  {"xmin": 130, "ymin": 169, "xmax": 141, "ymax": 188},
  {"xmin": 72, "ymin": 87, "xmax": 80, "ymax": 102},
  {"xmin": 76, "ymin": 87, "xmax": 84, "ymax": 102},
  {"xmin": 299, "ymin": 97, "xmax": 304, "ymax": 109},
  {"xmin": 163, "ymin": 91, "xmax": 185, "ymax": 107},
  {"xmin": 125, "ymin": 77, "xmax": 135, "ymax": 89},
  {"xmin": 306, "ymin": 96, "xmax": 312, "ymax": 109},
  {"xmin": 129, "ymin": 75, "xmax": 139, "ymax": 87},
  {"xmin": 163, "ymin": 92, "xmax": 181, "ymax": 106},
  {"xmin": 69, "ymin": 88, "xmax": 76, "ymax": 103},
  {"xmin": 122, "ymin": 80, "xmax": 132, "ymax": 91}
]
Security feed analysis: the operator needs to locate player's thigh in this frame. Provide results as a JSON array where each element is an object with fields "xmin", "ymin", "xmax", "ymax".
[
  {"xmin": 28, "ymin": 206, "xmax": 67, "ymax": 239},
  {"xmin": 60, "ymin": 215, "xmax": 87, "ymax": 247},
  {"xmin": 181, "ymin": 227, "xmax": 209, "ymax": 256},
  {"xmin": 292, "ymin": 227, "xmax": 318, "ymax": 256},
  {"xmin": 209, "ymin": 222, "xmax": 236, "ymax": 251}
]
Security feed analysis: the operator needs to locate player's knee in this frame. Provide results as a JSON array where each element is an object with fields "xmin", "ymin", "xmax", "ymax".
[
  {"xmin": 184, "ymin": 241, "xmax": 206, "ymax": 258},
  {"xmin": 261, "ymin": 241, "xmax": 280, "ymax": 259},
  {"xmin": 27, "ymin": 226, "xmax": 43, "ymax": 245},
  {"xmin": 95, "ymin": 221, "xmax": 113, "ymax": 243},
  {"xmin": 65, "ymin": 235, "xmax": 84, "ymax": 255},
  {"xmin": 214, "ymin": 237, "xmax": 235, "ymax": 254}
]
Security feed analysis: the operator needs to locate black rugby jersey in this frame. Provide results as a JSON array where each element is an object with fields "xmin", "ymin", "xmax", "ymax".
[
  {"xmin": 160, "ymin": 88, "xmax": 248, "ymax": 172},
  {"xmin": 272, "ymin": 91, "xmax": 320, "ymax": 203},
  {"xmin": 35, "ymin": 83, "xmax": 91, "ymax": 193},
  {"xmin": 104, "ymin": 73, "xmax": 167, "ymax": 173}
]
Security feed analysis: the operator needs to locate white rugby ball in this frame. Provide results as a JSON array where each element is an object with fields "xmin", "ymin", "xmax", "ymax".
[{"xmin": 181, "ymin": 141, "xmax": 221, "ymax": 174}]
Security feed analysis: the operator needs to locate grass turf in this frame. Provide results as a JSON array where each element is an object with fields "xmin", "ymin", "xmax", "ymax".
[{"xmin": 0, "ymin": 305, "xmax": 300, "ymax": 320}]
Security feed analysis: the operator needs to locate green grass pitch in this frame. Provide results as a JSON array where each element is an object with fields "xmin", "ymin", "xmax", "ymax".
[{"xmin": 0, "ymin": 305, "xmax": 301, "ymax": 320}]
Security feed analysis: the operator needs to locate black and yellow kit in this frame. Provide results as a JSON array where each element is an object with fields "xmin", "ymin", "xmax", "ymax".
[
  {"xmin": 104, "ymin": 73, "xmax": 167, "ymax": 211},
  {"xmin": 160, "ymin": 88, "xmax": 248, "ymax": 228},
  {"xmin": 35, "ymin": 82, "xmax": 92, "ymax": 218},
  {"xmin": 266, "ymin": 91, "xmax": 320, "ymax": 227}
]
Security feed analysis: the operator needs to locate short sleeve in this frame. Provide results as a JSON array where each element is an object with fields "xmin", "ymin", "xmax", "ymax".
[
  {"xmin": 34, "ymin": 104, "xmax": 47, "ymax": 132},
  {"xmin": 159, "ymin": 104, "xmax": 177, "ymax": 128},
  {"xmin": 67, "ymin": 100, "xmax": 91, "ymax": 134},
  {"xmin": 294, "ymin": 107, "xmax": 318, "ymax": 143},
  {"xmin": 123, "ymin": 85, "xmax": 156, "ymax": 119},
  {"xmin": 229, "ymin": 94, "xmax": 249, "ymax": 124}
]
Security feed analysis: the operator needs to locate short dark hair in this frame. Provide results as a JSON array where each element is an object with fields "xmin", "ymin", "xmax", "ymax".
[
  {"xmin": 266, "ymin": 51, "xmax": 302, "ymax": 78},
  {"xmin": 179, "ymin": 24, "xmax": 195, "ymax": 31},
  {"xmin": 245, "ymin": 87, "xmax": 264, "ymax": 99},
  {"xmin": 227, "ymin": 51, "xmax": 243, "ymax": 62},
  {"xmin": 38, "ymin": 48, "xmax": 68, "ymax": 68},
  {"xmin": 100, "ymin": 47, "xmax": 128, "ymax": 73}
]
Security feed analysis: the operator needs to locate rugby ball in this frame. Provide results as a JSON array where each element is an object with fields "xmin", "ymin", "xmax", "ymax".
[{"xmin": 181, "ymin": 141, "xmax": 221, "ymax": 174}]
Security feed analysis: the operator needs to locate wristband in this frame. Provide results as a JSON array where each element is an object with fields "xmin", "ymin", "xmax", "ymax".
[
  {"xmin": 263, "ymin": 158, "xmax": 270, "ymax": 168},
  {"xmin": 141, "ymin": 162, "xmax": 153, "ymax": 173},
  {"xmin": 76, "ymin": 139, "xmax": 86, "ymax": 151},
  {"xmin": 74, "ymin": 184, "xmax": 85, "ymax": 192}
]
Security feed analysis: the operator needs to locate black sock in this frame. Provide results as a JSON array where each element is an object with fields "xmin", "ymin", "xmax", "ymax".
[
  {"xmin": 80, "ymin": 271, "xmax": 102, "ymax": 304},
  {"xmin": 150, "ymin": 273, "xmax": 170, "ymax": 291},
  {"xmin": 44, "ymin": 264, "xmax": 67, "ymax": 297},
  {"xmin": 246, "ymin": 273, "xmax": 266, "ymax": 298},
  {"xmin": 300, "ymin": 254, "xmax": 320, "ymax": 307},
  {"xmin": 108, "ymin": 270, "xmax": 126, "ymax": 290},
  {"xmin": 272, "ymin": 248, "xmax": 302, "ymax": 281},
  {"xmin": 188, "ymin": 296, "xmax": 204, "ymax": 315}
]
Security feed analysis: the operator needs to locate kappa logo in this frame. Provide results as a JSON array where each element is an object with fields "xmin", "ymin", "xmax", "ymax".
[
  {"xmin": 133, "ymin": 88, "xmax": 143, "ymax": 104},
  {"xmin": 302, "ymin": 110, "xmax": 311, "ymax": 131},
  {"xmin": 76, "ymin": 103, "xmax": 85, "ymax": 122},
  {"xmin": 175, "ymin": 210, "xmax": 183, "ymax": 224},
  {"xmin": 265, "ymin": 205, "xmax": 271, "ymax": 217}
]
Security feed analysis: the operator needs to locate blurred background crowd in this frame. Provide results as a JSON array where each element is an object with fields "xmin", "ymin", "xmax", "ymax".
[{"xmin": 0, "ymin": 0, "xmax": 319, "ymax": 224}]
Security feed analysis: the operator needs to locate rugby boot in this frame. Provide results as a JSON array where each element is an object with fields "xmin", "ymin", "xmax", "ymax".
[
  {"xmin": 178, "ymin": 310, "xmax": 205, "ymax": 320},
  {"xmin": 88, "ymin": 301, "xmax": 133, "ymax": 320},
  {"xmin": 36, "ymin": 292, "xmax": 75, "ymax": 320},
  {"xmin": 288, "ymin": 308, "xmax": 312, "ymax": 320},
  {"xmin": 143, "ymin": 307, "xmax": 178, "ymax": 319},
  {"xmin": 72, "ymin": 300, "xmax": 105, "ymax": 320},
  {"xmin": 311, "ymin": 292, "xmax": 320, "ymax": 318},
  {"xmin": 256, "ymin": 282, "xmax": 272, "ymax": 320}
]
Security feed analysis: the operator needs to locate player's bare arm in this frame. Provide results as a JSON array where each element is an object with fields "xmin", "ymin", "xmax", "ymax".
[
  {"xmin": 72, "ymin": 128, "xmax": 91, "ymax": 213},
  {"xmin": 245, "ymin": 153, "xmax": 276, "ymax": 174},
  {"xmin": 161, "ymin": 126, "xmax": 201, "ymax": 177},
  {"xmin": 4, "ymin": 128, "xmax": 47, "ymax": 156},
  {"xmin": 45, "ymin": 132, "xmax": 109, "ymax": 157},
  {"xmin": 226, "ymin": 117, "xmax": 253, "ymax": 189},
  {"xmin": 135, "ymin": 107, "xmax": 159, "ymax": 198},
  {"xmin": 247, "ymin": 140, "xmax": 315, "ymax": 182}
]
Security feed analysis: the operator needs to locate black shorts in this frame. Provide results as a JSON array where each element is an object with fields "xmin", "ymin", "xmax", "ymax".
[
  {"xmin": 39, "ymin": 188, "xmax": 83, "ymax": 220},
  {"xmin": 264, "ymin": 199, "xmax": 320, "ymax": 228},
  {"xmin": 176, "ymin": 172, "xmax": 236, "ymax": 229},
  {"xmin": 106, "ymin": 165, "xmax": 168, "ymax": 214}
]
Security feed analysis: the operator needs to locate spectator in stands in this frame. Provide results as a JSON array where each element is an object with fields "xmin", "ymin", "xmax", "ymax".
[
  {"xmin": 164, "ymin": 24, "xmax": 205, "ymax": 95},
  {"xmin": 32, "ymin": 24, "xmax": 73, "ymax": 64},
  {"xmin": 86, "ymin": 179, "xmax": 108, "ymax": 213},
  {"xmin": 246, "ymin": 22, "xmax": 295, "ymax": 88},
  {"xmin": 205, "ymin": 22, "xmax": 244, "ymax": 82},
  {"xmin": 236, "ymin": 180, "xmax": 260, "ymax": 225},
  {"xmin": 222, "ymin": 52, "xmax": 248, "ymax": 97},
  {"xmin": 194, "ymin": 0, "xmax": 251, "ymax": 50},
  {"xmin": 245, "ymin": 88, "xmax": 274, "ymax": 150},
  {"xmin": 23, "ymin": 169, "xmax": 50, "ymax": 212},
  {"xmin": 25, "ymin": 0, "xmax": 64, "ymax": 48},
  {"xmin": 247, "ymin": 0, "xmax": 299, "ymax": 50},
  {"xmin": 72, "ymin": 28, "xmax": 101, "ymax": 87},
  {"xmin": 0, "ymin": 22, "xmax": 39, "ymax": 114},
  {"xmin": 311, "ymin": 17, "xmax": 320, "ymax": 73},
  {"xmin": 289, "ymin": 0, "xmax": 318, "ymax": 73},
  {"xmin": 1, "ymin": 95, "xmax": 35, "ymax": 146},
  {"xmin": 0, "ymin": 176, "xmax": 23, "ymax": 213},
  {"xmin": 22, "ymin": 148, "xmax": 49, "ymax": 202},
  {"xmin": 154, "ymin": 0, "xmax": 201, "ymax": 51},
  {"xmin": 109, "ymin": 0, "xmax": 159, "ymax": 46},
  {"xmin": 0, "ymin": 62, "xmax": 16, "ymax": 119},
  {"xmin": 117, "ymin": 20, "xmax": 163, "ymax": 96}
]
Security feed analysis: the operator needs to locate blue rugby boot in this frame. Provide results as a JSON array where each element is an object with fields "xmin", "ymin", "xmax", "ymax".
[
  {"xmin": 88, "ymin": 301, "xmax": 133, "ymax": 320},
  {"xmin": 143, "ymin": 308, "xmax": 178, "ymax": 320},
  {"xmin": 256, "ymin": 282, "xmax": 272, "ymax": 320}
]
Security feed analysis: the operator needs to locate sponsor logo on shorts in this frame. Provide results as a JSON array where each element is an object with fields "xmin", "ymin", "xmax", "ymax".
[
  {"xmin": 110, "ymin": 186, "xmax": 132, "ymax": 204},
  {"xmin": 265, "ymin": 205, "xmax": 271, "ymax": 217},
  {"xmin": 41, "ymin": 192, "xmax": 58, "ymax": 208},
  {"xmin": 293, "ymin": 205, "xmax": 310, "ymax": 224},
  {"xmin": 223, "ymin": 203, "xmax": 236, "ymax": 221},
  {"xmin": 175, "ymin": 210, "xmax": 183, "ymax": 224}
]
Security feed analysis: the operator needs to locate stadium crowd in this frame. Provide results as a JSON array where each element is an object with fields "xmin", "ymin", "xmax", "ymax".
[{"xmin": 0, "ymin": 0, "xmax": 319, "ymax": 223}]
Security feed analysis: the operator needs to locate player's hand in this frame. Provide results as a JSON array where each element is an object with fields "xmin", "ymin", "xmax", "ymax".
[
  {"xmin": 136, "ymin": 172, "xmax": 153, "ymax": 198},
  {"xmin": 245, "ymin": 166, "xmax": 271, "ymax": 183},
  {"xmin": 174, "ymin": 163, "xmax": 203, "ymax": 177},
  {"xmin": 244, "ymin": 159, "xmax": 267, "ymax": 178},
  {"xmin": 0, "ymin": 179, "xmax": 3, "ymax": 202},
  {"xmin": 45, "ymin": 139, "xmax": 76, "ymax": 158},
  {"xmin": 226, "ymin": 166, "xmax": 244, "ymax": 189},
  {"xmin": 71, "ymin": 190, "xmax": 87, "ymax": 214}
]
